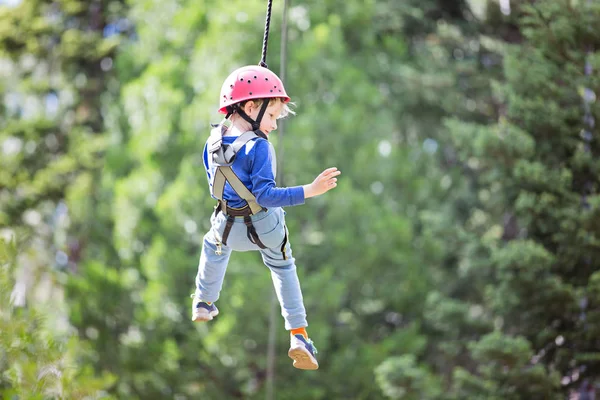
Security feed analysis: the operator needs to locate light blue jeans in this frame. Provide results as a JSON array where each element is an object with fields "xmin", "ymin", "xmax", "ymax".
[{"xmin": 195, "ymin": 206, "xmax": 307, "ymax": 330}]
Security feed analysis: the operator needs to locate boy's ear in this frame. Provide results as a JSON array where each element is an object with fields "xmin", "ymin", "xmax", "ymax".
[{"xmin": 243, "ymin": 101, "xmax": 255, "ymax": 114}]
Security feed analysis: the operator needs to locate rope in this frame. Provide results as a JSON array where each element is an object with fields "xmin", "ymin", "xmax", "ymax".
[{"xmin": 259, "ymin": 0, "xmax": 274, "ymax": 68}]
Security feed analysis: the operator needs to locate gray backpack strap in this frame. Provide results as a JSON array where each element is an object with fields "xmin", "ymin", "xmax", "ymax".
[
  {"xmin": 213, "ymin": 131, "xmax": 258, "ymax": 165},
  {"xmin": 209, "ymin": 129, "xmax": 264, "ymax": 215},
  {"xmin": 207, "ymin": 122, "xmax": 228, "ymax": 161},
  {"xmin": 219, "ymin": 166, "xmax": 263, "ymax": 215}
]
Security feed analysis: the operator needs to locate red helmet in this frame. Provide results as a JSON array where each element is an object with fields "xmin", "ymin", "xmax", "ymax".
[{"xmin": 219, "ymin": 65, "xmax": 291, "ymax": 114}]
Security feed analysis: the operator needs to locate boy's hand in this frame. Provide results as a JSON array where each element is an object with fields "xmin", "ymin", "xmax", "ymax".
[{"xmin": 303, "ymin": 167, "xmax": 341, "ymax": 199}]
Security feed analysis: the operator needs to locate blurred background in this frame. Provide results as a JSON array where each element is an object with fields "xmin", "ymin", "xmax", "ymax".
[{"xmin": 1, "ymin": 0, "xmax": 599, "ymax": 399}]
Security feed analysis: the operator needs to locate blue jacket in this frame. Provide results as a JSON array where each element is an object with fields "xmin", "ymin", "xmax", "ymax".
[{"xmin": 203, "ymin": 135, "xmax": 305, "ymax": 209}]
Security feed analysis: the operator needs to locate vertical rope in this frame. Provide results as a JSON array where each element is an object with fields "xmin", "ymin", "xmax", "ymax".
[
  {"xmin": 259, "ymin": 0, "xmax": 274, "ymax": 68},
  {"xmin": 266, "ymin": 1, "xmax": 290, "ymax": 400}
]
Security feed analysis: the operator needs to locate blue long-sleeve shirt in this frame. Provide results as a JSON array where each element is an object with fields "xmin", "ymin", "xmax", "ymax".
[{"xmin": 203, "ymin": 135, "xmax": 305, "ymax": 209}]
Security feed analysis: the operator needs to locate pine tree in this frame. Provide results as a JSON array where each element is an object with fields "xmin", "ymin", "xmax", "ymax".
[{"xmin": 440, "ymin": 0, "xmax": 600, "ymax": 398}]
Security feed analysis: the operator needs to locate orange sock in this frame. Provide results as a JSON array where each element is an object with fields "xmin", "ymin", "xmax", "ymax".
[{"xmin": 291, "ymin": 327, "xmax": 308, "ymax": 339}]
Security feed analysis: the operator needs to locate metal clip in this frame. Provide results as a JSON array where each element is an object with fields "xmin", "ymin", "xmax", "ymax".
[{"xmin": 215, "ymin": 242, "xmax": 222, "ymax": 256}]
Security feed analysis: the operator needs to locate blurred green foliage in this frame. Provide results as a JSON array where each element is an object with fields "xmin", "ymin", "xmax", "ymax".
[
  {"xmin": 0, "ymin": 237, "xmax": 116, "ymax": 399},
  {"xmin": 1, "ymin": 0, "xmax": 599, "ymax": 399}
]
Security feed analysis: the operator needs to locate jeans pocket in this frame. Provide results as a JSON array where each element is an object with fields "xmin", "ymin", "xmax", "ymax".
[{"xmin": 254, "ymin": 209, "xmax": 286, "ymax": 249}]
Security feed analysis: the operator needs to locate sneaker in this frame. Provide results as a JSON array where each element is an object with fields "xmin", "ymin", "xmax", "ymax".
[
  {"xmin": 191, "ymin": 297, "xmax": 219, "ymax": 322},
  {"xmin": 288, "ymin": 334, "xmax": 319, "ymax": 370}
]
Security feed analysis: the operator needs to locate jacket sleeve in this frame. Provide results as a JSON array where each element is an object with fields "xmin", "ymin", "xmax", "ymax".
[{"xmin": 249, "ymin": 139, "xmax": 305, "ymax": 208}]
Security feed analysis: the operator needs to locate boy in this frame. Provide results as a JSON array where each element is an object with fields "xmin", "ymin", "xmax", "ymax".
[{"xmin": 192, "ymin": 65, "xmax": 340, "ymax": 370}]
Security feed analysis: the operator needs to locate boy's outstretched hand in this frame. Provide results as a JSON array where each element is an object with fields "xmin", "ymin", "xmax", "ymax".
[{"xmin": 303, "ymin": 167, "xmax": 341, "ymax": 199}]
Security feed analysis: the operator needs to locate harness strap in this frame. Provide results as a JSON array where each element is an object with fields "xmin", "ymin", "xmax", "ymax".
[
  {"xmin": 209, "ymin": 127, "xmax": 270, "ymax": 250},
  {"xmin": 210, "ymin": 130, "xmax": 264, "ymax": 214},
  {"xmin": 244, "ymin": 215, "xmax": 267, "ymax": 249},
  {"xmin": 219, "ymin": 166, "xmax": 264, "ymax": 215},
  {"xmin": 212, "ymin": 168, "xmax": 228, "ymax": 211},
  {"xmin": 221, "ymin": 215, "xmax": 236, "ymax": 246},
  {"xmin": 216, "ymin": 203, "xmax": 267, "ymax": 249},
  {"xmin": 215, "ymin": 131, "xmax": 260, "ymax": 165}
]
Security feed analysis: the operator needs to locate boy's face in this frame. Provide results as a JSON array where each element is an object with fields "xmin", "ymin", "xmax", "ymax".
[{"xmin": 243, "ymin": 100, "xmax": 284, "ymax": 136}]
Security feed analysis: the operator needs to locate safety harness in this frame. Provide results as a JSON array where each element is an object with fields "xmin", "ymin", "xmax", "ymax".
[{"xmin": 207, "ymin": 121, "xmax": 269, "ymax": 253}]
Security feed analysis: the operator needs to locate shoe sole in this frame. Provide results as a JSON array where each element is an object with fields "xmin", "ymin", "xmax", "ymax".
[
  {"xmin": 192, "ymin": 310, "xmax": 219, "ymax": 322},
  {"xmin": 288, "ymin": 348, "xmax": 319, "ymax": 370}
]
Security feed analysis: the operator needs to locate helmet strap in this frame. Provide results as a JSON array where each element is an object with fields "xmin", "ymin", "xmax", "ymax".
[
  {"xmin": 255, "ymin": 99, "xmax": 269, "ymax": 128},
  {"xmin": 237, "ymin": 100, "xmax": 270, "ymax": 134}
]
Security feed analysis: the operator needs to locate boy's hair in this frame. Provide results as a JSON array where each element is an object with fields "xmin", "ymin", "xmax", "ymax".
[{"xmin": 234, "ymin": 97, "xmax": 296, "ymax": 119}]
